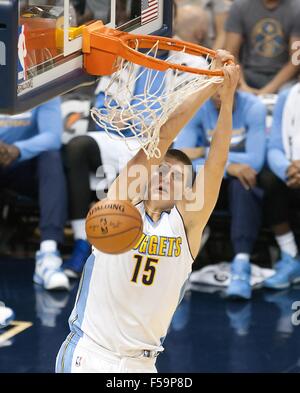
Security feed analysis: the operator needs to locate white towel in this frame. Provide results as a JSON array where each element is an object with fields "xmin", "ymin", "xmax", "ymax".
[
  {"xmin": 282, "ymin": 83, "xmax": 300, "ymax": 161},
  {"xmin": 189, "ymin": 262, "xmax": 275, "ymax": 288}
]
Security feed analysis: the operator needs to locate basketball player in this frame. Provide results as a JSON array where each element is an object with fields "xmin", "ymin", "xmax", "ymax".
[
  {"xmin": 56, "ymin": 50, "xmax": 240, "ymax": 373},
  {"xmin": 62, "ymin": 4, "xmax": 211, "ymax": 279}
]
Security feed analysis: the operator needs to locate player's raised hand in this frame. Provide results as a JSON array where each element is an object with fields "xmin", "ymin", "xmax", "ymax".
[
  {"xmin": 218, "ymin": 63, "xmax": 241, "ymax": 102},
  {"xmin": 211, "ymin": 49, "xmax": 235, "ymax": 71}
]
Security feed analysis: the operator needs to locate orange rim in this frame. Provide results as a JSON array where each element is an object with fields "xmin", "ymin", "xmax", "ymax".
[{"xmin": 82, "ymin": 21, "xmax": 228, "ymax": 77}]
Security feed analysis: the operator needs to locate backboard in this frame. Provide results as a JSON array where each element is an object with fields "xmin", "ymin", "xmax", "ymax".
[{"xmin": 0, "ymin": 0, "xmax": 173, "ymax": 115}]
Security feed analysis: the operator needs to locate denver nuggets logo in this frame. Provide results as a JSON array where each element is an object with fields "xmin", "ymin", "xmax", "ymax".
[
  {"xmin": 252, "ymin": 18, "xmax": 285, "ymax": 58},
  {"xmin": 133, "ymin": 234, "xmax": 182, "ymax": 257}
]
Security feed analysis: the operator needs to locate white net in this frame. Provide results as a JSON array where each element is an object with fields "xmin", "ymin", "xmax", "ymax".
[{"xmin": 90, "ymin": 40, "xmax": 223, "ymax": 159}]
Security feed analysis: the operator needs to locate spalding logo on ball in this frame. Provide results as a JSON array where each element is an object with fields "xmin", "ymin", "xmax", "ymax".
[{"xmin": 85, "ymin": 199, "xmax": 143, "ymax": 254}]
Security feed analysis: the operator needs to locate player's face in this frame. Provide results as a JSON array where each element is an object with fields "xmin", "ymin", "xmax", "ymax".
[{"xmin": 148, "ymin": 157, "xmax": 187, "ymax": 208}]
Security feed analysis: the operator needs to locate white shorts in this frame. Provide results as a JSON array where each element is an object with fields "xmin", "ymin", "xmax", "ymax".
[{"xmin": 56, "ymin": 334, "xmax": 158, "ymax": 373}]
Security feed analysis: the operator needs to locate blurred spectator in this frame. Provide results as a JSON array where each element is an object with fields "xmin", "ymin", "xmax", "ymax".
[
  {"xmin": 72, "ymin": 0, "xmax": 86, "ymax": 17},
  {"xmin": 225, "ymin": 0, "xmax": 300, "ymax": 94},
  {"xmin": 200, "ymin": 0, "xmax": 231, "ymax": 49},
  {"xmin": 0, "ymin": 98, "xmax": 69, "ymax": 291},
  {"xmin": 260, "ymin": 82, "xmax": 300, "ymax": 289},
  {"xmin": 22, "ymin": 0, "xmax": 77, "ymax": 25},
  {"xmin": 172, "ymin": 3, "xmax": 211, "ymax": 73},
  {"xmin": 76, "ymin": 0, "xmax": 111, "ymax": 24},
  {"xmin": 174, "ymin": 90, "xmax": 267, "ymax": 300},
  {"xmin": 174, "ymin": 4, "xmax": 210, "ymax": 45},
  {"xmin": 74, "ymin": 0, "xmax": 141, "ymax": 26},
  {"xmin": 175, "ymin": 0, "xmax": 231, "ymax": 49}
]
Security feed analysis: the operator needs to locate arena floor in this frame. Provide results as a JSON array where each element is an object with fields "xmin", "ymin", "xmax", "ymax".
[{"xmin": 0, "ymin": 257, "xmax": 300, "ymax": 373}]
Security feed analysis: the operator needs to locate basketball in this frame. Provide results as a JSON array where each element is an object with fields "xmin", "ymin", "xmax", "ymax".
[{"xmin": 85, "ymin": 199, "xmax": 143, "ymax": 254}]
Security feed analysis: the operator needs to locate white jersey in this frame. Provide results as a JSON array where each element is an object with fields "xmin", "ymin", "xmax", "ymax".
[{"xmin": 69, "ymin": 202, "xmax": 194, "ymax": 357}]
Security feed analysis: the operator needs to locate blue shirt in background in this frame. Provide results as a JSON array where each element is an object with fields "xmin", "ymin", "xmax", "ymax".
[
  {"xmin": 94, "ymin": 67, "xmax": 165, "ymax": 136},
  {"xmin": 0, "ymin": 97, "xmax": 62, "ymax": 162},
  {"xmin": 267, "ymin": 88, "xmax": 291, "ymax": 181},
  {"xmin": 174, "ymin": 91, "xmax": 267, "ymax": 174}
]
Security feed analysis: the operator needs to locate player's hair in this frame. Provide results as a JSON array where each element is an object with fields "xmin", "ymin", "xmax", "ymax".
[
  {"xmin": 165, "ymin": 149, "xmax": 195, "ymax": 185},
  {"xmin": 166, "ymin": 148, "xmax": 192, "ymax": 166}
]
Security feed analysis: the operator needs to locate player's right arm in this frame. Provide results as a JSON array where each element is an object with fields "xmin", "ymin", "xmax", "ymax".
[{"xmin": 108, "ymin": 50, "xmax": 235, "ymax": 203}]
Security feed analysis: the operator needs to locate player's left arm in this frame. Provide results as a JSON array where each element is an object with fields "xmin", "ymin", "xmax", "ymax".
[
  {"xmin": 108, "ymin": 50, "xmax": 235, "ymax": 203},
  {"xmin": 178, "ymin": 64, "xmax": 240, "ymax": 254}
]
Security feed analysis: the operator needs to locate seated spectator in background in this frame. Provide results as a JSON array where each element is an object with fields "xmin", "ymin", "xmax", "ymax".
[
  {"xmin": 197, "ymin": 0, "xmax": 231, "ymax": 50},
  {"xmin": 62, "ymin": 3, "xmax": 210, "ymax": 279},
  {"xmin": 174, "ymin": 3, "xmax": 209, "ymax": 45},
  {"xmin": 175, "ymin": 0, "xmax": 230, "ymax": 49},
  {"xmin": 72, "ymin": 0, "xmax": 87, "ymax": 23},
  {"xmin": 22, "ymin": 0, "xmax": 77, "ymax": 25},
  {"xmin": 201, "ymin": 0, "xmax": 231, "ymax": 49},
  {"xmin": 260, "ymin": 82, "xmax": 300, "ymax": 289},
  {"xmin": 225, "ymin": 0, "xmax": 300, "ymax": 94},
  {"xmin": 174, "ymin": 90, "xmax": 267, "ymax": 299},
  {"xmin": 81, "ymin": 0, "xmax": 116, "ymax": 24},
  {"xmin": 0, "ymin": 98, "xmax": 69, "ymax": 291}
]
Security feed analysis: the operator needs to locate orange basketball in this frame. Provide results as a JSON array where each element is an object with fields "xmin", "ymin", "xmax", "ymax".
[{"xmin": 85, "ymin": 200, "xmax": 143, "ymax": 254}]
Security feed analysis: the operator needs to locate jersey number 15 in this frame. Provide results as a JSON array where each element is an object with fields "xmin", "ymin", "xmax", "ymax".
[{"xmin": 131, "ymin": 254, "xmax": 159, "ymax": 286}]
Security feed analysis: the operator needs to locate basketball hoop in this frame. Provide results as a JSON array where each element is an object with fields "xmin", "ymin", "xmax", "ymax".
[{"xmin": 83, "ymin": 21, "xmax": 227, "ymax": 159}]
